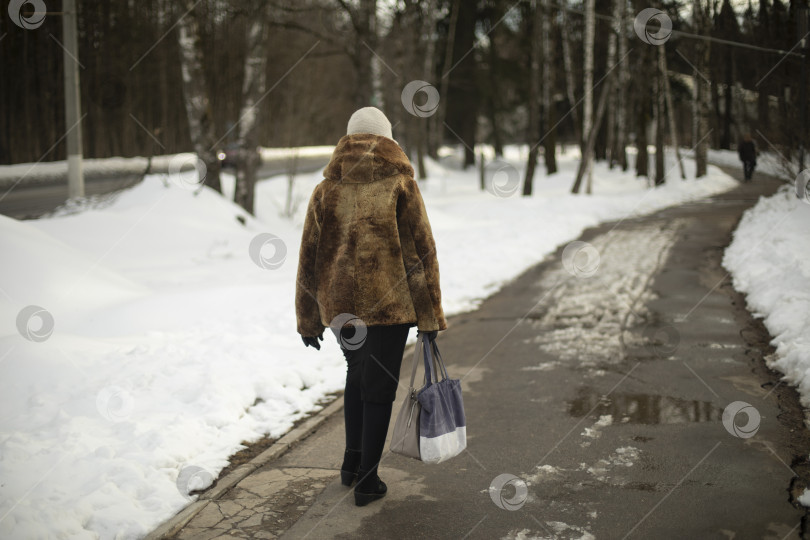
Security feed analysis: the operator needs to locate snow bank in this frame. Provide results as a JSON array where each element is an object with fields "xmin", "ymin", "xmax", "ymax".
[
  {"xmin": 0, "ymin": 147, "xmax": 740, "ymax": 539},
  {"xmin": 0, "ymin": 170, "xmax": 346, "ymax": 539},
  {"xmin": 259, "ymin": 145, "xmax": 334, "ymax": 161},
  {"xmin": 723, "ymin": 186, "xmax": 810, "ymax": 411},
  {"xmin": 0, "ymin": 146, "xmax": 335, "ymax": 188},
  {"xmin": 0, "ymin": 156, "xmax": 155, "ymax": 187}
]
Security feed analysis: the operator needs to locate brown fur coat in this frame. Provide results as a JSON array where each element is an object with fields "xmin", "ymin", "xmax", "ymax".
[{"xmin": 295, "ymin": 133, "xmax": 447, "ymax": 337}]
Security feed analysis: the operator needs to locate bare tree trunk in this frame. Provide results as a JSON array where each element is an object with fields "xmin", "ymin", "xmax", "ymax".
[
  {"xmin": 284, "ymin": 151, "xmax": 298, "ymax": 216},
  {"xmin": 636, "ymin": 77, "xmax": 650, "ymax": 179},
  {"xmin": 582, "ymin": 0, "xmax": 596, "ymax": 193},
  {"xmin": 479, "ymin": 149, "xmax": 486, "ymax": 190},
  {"xmin": 693, "ymin": 0, "xmax": 711, "ymax": 177},
  {"xmin": 369, "ymin": 3, "xmax": 383, "ymax": 108},
  {"xmin": 572, "ymin": 77, "xmax": 612, "ymax": 193},
  {"xmin": 418, "ymin": 0, "xmax": 438, "ymax": 177},
  {"xmin": 660, "ymin": 46, "xmax": 687, "ymax": 179},
  {"xmin": 542, "ymin": 0, "xmax": 557, "ymax": 174},
  {"xmin": 234, "ymin": 5, "xmax": 268, "ymax": 215},
  {"xmin": 176, "ymin": 0, "xmax": 222, "ymax": 193},
  {"xmin": 433, "ymin": 0, "xmax": 460, "ymax": 157},
  {"xmin": 692, "ymin": 69, "xmax": 698, "ymax": 148},
  {"xmin": 655, "ymin": 61, "xmax": 665, "ymax": 185},
  {"xmin": 605, "ymin": 0, "xmax": 617, "ymax": 169},
  {"xmin": 523, "ymin": 0, "xmax": 542, "ymax": 196},
  {"xmin": 721, "ymin": 57, "xmax": 734, "ymax": 150},
  {"xmin": 338, "ymin": 0, "xmax": 378, "ymax": 107},
  {"xmin": 486, "ymin": 29, "xmax": 505, "ymax": 158},
  {"xmin": 560, "ymin": 1, "xmax": 581, "ymax": 145},
  {"xmin": 615, "ymin": 0, "xmax": 629, "ymax": 170}
]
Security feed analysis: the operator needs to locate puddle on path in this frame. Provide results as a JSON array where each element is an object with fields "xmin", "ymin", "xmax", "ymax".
[{"xmin": 569, "ymin": 387, "xmax": 722, "ymax": 424}]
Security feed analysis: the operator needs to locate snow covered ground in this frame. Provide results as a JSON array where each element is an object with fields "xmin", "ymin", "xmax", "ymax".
[
  {"xmin": 723, "ymin": 182, "xmax": 810, "ymax": 414},
  {"xmin": 0, "ymin": 145, "xmax": 741, "ymax": 539},
  {"xmin": 0, "ymin": 146, "xmax": 334, "ymax": 188}
]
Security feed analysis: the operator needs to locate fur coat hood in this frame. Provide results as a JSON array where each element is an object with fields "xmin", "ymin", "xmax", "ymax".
[{"xmin": 295, "ymin": 133, "xmax": 447, "ymax": 337}]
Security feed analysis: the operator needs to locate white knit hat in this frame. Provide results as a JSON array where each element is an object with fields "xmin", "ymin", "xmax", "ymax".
[{"xmin": 346, "ymin": 107, "xmax": 394, "ymax": 141}]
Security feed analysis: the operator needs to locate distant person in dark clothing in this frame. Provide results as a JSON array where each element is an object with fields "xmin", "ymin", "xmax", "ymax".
[{"xmin": 738, "ymin": 134, "xmax": 757, "ymax": 181}]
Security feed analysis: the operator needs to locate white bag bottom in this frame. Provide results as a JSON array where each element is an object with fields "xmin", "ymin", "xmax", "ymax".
[{"xmin": 419, "ymin": 426, "xmax": 467, "ymax": 464}]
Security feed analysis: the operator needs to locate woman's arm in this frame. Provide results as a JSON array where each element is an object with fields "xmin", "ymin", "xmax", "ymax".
[
  {"xmin": 397, "ymin": 176, "xmax": 447, "ymax": 331},
  {"xmin": 295, "ymin": 185, "xmax": 326, "ymax": 337}
]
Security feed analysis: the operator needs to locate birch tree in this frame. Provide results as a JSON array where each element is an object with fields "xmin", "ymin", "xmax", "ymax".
[
  {"xmin": 176, "ymin": 0, "xmax": 222, "ymax": 193},
  {"xmin": 524, "ymin": 0, "xmax": 542, "ymax": 196},
  {"xmin": 560, "ymin": 2, "xmax": 581, "ymax": 145},
  {"xmin": 418, "ymin": 0, "xmax": 439, "ymax": 177},
  {"xmin": 572, "ymin": 76, "xmax": 613, "ymax": 193},
  {"xmin": 615, "ymin": 0, "xmax": 629, "ymax": 170},
  {"xmin": 234, "ymin": 2, "xmax": 270, "ymax": 214},
  {"xmin": 634, "ymin": 41, "xmax": 651, "ymax": 179},
  {"xmin": 542, "ymin": 0, "xmax": 557, "ymax": 174},
  {"xmin": 693, "ymin": 0, "xmax": 711, "ymax": 177},
  {"xmin": 606, "ymin": 0, "xmax": 618, "ymax": 168},
  {"xmin": 660, "ymin": 46, "xmax": 686, "ymax": 179},
  {"xmin": 581, "ymin": 0, "xmax": 596, "ymax": 193}
]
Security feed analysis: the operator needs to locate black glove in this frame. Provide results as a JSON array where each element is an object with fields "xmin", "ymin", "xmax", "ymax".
[
  {"xmin": 301, "ymin": 332, "xmax": 324, "ymax": 350},
  {"xmin": 417, "ymin": 329, "xmax": 438, "ymax": 342}
]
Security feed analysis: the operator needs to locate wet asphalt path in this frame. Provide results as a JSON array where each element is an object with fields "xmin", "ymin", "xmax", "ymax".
[
  {"xmin": 277, "ymin": 170, "xmax": 810, "ymax": 539},
  {"xmin": 166, "ymin": 168, "xmax": 807, "ymax": 540}
]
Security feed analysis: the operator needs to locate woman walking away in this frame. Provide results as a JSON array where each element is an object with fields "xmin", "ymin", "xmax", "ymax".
[
  {"xmin": 738, "ymin": 133, "xmax": 757, "ymax": 182},
  {"xmin": 295, "ymin": 106, "xmax": 447, "ymax": 506}
]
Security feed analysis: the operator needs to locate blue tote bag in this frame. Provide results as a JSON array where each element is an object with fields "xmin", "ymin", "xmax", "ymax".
[{"xmin": 417, "ymin": 338, "xmax": 467, "ymax": 464}]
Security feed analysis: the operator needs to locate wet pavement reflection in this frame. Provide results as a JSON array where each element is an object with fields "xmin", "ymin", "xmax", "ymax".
[{"xmin": 569, "ymin": 387, "xmax": 722, "ymax": 424}]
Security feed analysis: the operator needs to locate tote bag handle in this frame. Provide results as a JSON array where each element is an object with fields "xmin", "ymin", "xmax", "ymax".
[{"xmin": 423, "ymin": 337, "xmax": 449, "ymax": 387}]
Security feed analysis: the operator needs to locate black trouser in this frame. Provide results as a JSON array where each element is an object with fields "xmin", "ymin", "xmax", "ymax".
[
  {"xmin": 341, "ymin": 323, "xmax": 411, "ymax": 473},
  {"xmin": 743, "ymin": 160, "xmax": 755, "ymax": 180}
]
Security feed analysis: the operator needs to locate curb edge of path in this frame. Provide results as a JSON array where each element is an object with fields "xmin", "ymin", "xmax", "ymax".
[{"xmin": 143, "ymin": 396, "xmax": 345, "ymax": 540}]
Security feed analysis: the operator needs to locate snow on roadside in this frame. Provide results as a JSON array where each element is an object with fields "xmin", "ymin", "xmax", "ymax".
[
  {"xmin": 259, "ymin": 145, "xmax": 334, "ymax": 161},
  {"xmin": 0, "ymin": 156, "xmax": 158, "ymax": 186},
  {"xmin": 0, "ymin": 146, "xmax": 335, "ymax": 187},
  {"xmin": 723, "ymin": 186, "xmax": 810, "ymax": 414},
  {"xmin": 1, "ymin": 147, "xmax": 740, "ymax": 539}
]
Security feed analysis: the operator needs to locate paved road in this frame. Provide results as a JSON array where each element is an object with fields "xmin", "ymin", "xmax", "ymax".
[
  {"xmin": 168, "ymin": 169, "xmax": 809, "ymax": 539},
  {"xmin": 0, "ymin": 155, "xmax": 331, "ymax": 220}
]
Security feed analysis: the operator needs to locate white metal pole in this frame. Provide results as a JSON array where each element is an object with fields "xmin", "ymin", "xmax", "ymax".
[{"xmin": 63, "ymin": 0, "xmax": 84, "ymax": 198}]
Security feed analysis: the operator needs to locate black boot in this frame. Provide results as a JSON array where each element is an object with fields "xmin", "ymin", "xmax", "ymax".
[
  {"xmin": 354, "ymin": 468, "xmax": 387, "ymax": 506},
  {"xmin": 340, "ymin": 449, "xmax": 362, "ymax": 486}
]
